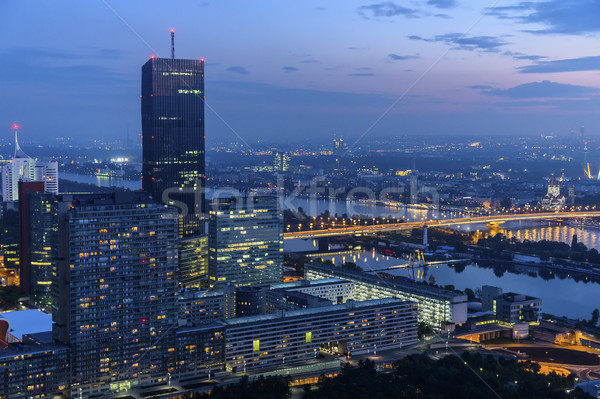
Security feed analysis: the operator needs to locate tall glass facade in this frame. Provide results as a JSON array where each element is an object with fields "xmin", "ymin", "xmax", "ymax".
[
  {"xmin": 141, "ymin": 57, "xmax": 205, "ymax": 235},
  {"xmin": 27, "ymin": 192, "xmax": 59, "ymax": 308},
  {"xmin": 209, "ymin": 196, "xmax": 283, "ymax": 287}
]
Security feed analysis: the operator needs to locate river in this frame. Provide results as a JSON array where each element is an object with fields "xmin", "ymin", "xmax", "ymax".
[
  {"xmin": 284, "ymin": 199, "xmax": 600, "ymax": 321},
  {"xmin": 61, "ymin": 172, "xmax": 142, "ymax": 190},
  {"xmin": 312, "ymin": 249, "xmax": 598, "ymax": 320}
]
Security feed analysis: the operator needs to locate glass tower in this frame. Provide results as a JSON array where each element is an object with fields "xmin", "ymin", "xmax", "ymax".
[
  {"xmin": 208, "ymin": 196, "xmax": 283, "ymax": 287},
  {"xmin": 141, "ymin": 57, "xmax": 205, "ymax": 235}
]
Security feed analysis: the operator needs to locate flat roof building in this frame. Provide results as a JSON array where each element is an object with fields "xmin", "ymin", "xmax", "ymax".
[
  {"xmin": 305, "ymin": 262, "xmax": 467, "ymax": 328},
  {"xmin": 221, "ymin": 298, "xmax": 418, "ymax": 372}
]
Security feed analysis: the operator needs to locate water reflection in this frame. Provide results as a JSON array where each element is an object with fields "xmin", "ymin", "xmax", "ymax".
[
  {"xmin": 501, "ymin": 224, "xmax": 600, "ymax": 251},
  {"xmin": 315, "ymin": 249, "xmax": 599, "ymax": 320},
  {"xmin": 287, "ymin": 198, "xmax": 471, "ymax": 223}
]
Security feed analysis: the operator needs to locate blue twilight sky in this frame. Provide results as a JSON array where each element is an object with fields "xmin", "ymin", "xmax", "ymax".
[{"xmin": 1, "ymin": 0, "xmax": 599, "ymax": 145}]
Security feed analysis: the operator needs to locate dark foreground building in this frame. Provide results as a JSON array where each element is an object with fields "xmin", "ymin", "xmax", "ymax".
[
  {"xmin": 141, "ymin": 56, "xmax": 205, "ymax": 235},
  {"xmin": 51, "ymin": 192, "xmax": 180, "ymax": 397}
]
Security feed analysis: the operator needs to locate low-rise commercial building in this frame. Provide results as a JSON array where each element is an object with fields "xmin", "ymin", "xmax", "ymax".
[
  {"xmin": 495, "ymin": 293, "xmax": 542, "ymax": 324},
  {"xmin": 221, "ymin": 298, "xmax": 418, "ymax": 372},
  {"xmin": 305, "ymin": 262, "xmax": 467, "ymax": 328}
]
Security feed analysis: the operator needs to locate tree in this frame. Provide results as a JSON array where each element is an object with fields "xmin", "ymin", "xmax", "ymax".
[
  {"xmin": 500, "ymin": 197, "xmax": 512, "ymax": 209},
  {"xmin": 591, "ymin": 308, "xmax": 599, "ymax": 327},
  {"xmin": 417, "ymin": 322, "xmax": 434, "ymax": 340},
  {"xmin": 571, "ymin": 234, "xmax": 578, "ymax": 250},
  {"xmin": 306, "ymin": 352, "xmax": 583, "ymax": 399},
  {"xmin": 464, "ymin": 288, "xmax": 476, "ymax": 302},
  {"xmin": 194, "ymin": 375, "xmax": 291, "ymax": 399}
]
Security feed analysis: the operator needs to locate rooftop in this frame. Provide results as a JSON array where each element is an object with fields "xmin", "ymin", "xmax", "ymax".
[
  {"xmin": 306, "ymin": 262, "xmax": 466, "ymax": 301},
  {"xmin": 0, "ymin": 309, "xmax": 52, "ymax": 341},
  {"xmin": 269, "ymin": 278, "xmax": 347, "ymax": 291},
  {"xmin": 223, "ymin": 298, "xmax": 412, "ymax": 326}
]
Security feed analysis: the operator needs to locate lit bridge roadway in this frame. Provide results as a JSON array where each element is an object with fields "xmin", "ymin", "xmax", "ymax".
[{"xmin": 283, "ymin": 211, "xmax": 600, "ymax": 240}]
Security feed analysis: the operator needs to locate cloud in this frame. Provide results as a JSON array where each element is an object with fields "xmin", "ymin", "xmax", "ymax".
[
  {"xmin": 348, "ymin": 73, "xmax": 375, "ymax": 77},
  {"xmin": 519, "ymin": 56, "xmax": 600, "ymax": 73},
  {"xmin": 0, "ymin": 47, "xmax": 130, "ymax": 85},
  {"xmin": 299, "ymin": 59, "xmax": 320, "ymax": 64},
  {"xmin": 468, "ymin": 85, "xmax": 494, "ymax": 90},
  {"xmin": 359, "ymin": 2, "xmax": 419, "ymax": 18},
  {"xmin": 388, "ymin": 53, "xmax": 419, "ymax": 61},
  {"xmin": 282, "ymin": 66, "xmax": 298, "ymax": 73},
  {"xmin": 503, "ymin": 51, "xmax": 545, "ymax": 61},
  {"xmin": 427, "ymin": 0, "xmax": 457, "ymax": 9},
  {"xmin": 491, "ymin": 0, "xmax": 600, "ymax": 34},
  {"xmin": 409, "ymin": 33, "xmax": 507, "ymax": 52},
  {"xmin": 473, "ymin": 80, "xmax": 599, "ymax": 99},
  {"xmin": 226, "ymin": 66, "xmax": 249, "ymax": 75}
]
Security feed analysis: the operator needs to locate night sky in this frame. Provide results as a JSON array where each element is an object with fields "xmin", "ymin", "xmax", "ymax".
[{"xmin": 1, "ymin": 0, "xmax": 599, "ymax": 145}]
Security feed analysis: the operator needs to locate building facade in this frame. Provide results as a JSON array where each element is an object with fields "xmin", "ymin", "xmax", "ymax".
[
  {"xmin": 1, "ymin": 202, "xmax": 20, "ymax": 277},
  {"xmin": 1, "ymin": 128, "xmax": 58, "ymax": 202},
  {"xmin": 540, "ymin": 175, "xmax": 566, "ymax": 210},
  {"xmin": 51, "ymin": 192, "xmax": 179, "ymax": 397},
  {"xmin": 305, "ymin": 262, "xmax": 467, "ymax": 328},
  {"xmin": 179, "ymin": 234, "xmax": 208, "ymax": 287},
  {"xmin": 272, "ymin": 151, "xmax": 290, "ymax": 172},
  {"xmin": 270, "ymin": 278, "xmax": 354, "ymax": 305},
  {"xmin": 208, "ymin": 196, "xmax": 283, "ymax": 287},
  {"xmin": 177, "ymin": 288, "xmax": 228, "ymax": 327},
  {"xmin": 22, "ymin": 189, "xmax": 58, "ymax": 308},
  {"xmin": 222, "ymin": 298, "xmax": 418, "ymax": 372},
  {"xmin": 495, "ymin": 293, "xmax": 542, "ymax": 324},
  {"xmin": 141, "ymin": 57, "xmax": 205, "ymax": 236},
  {"xmin": 0, "ymin": 343, "xmax": 69, "ymax": 398}
]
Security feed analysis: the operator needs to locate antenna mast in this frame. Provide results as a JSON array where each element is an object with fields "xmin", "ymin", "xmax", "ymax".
[{"xmin": 170, "ymin": 29, "xmax": 175, "ymax": 59}]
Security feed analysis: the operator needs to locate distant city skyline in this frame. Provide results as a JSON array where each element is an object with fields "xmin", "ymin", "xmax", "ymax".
[{"xmin": 1, "ymin": 1, "xmax": 599, "ymax": 145}]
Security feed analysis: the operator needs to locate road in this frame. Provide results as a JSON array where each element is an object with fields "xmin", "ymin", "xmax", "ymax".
[{"xmin": 485, "ymin": 342, "xmax": 600, "ymax": 381}]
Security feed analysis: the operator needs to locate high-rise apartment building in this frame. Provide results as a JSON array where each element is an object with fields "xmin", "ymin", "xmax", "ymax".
[
  {"xmin": 141, "ymin": 55, "xmax": 205, "ymax": 236},
  {"xmin": 1, "ymin": 126, "xmax": 58, "ymax": 202},
  {"xmin": 209, "ymin": 196, "xmax": 283, "ymax": 287},
  {"xmin": 51, "ymin": 192, "xmax": 179, "ymax": 397}
]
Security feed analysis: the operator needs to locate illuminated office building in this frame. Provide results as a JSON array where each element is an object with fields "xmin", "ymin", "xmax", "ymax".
[
  {"xmin": 141, "ymin": 55, "xmax": 205, "ymax": 236},
  {"xmin": 51, "ymin": 192, "xmax": 179, "ymax": 397},
  {"xmin": 0, "ymin": 202, "xmax": 19, "ymax": 276},
  {"xmin": 178, "ymin": 234, "xmax": 208, "ymax": 287},
  {"xmin": 272, "ymin": 151, "xmax": 290, "ymax": 172},
  {"xmin": 208, "ymin": 196, "xmax": 283, "ymax": 287},
  {"xmin": 305, "ymin": 262, "xmax": 467, "ymax": 328},
  {"xmin": 21, "ymin": 187, "xmax": 58, "ymax": 308}
]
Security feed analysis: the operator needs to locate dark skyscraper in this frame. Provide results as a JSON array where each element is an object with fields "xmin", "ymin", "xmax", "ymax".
[{"xmin": 141, "ymin": 54, "xmax": 205, "ymax": 235}]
